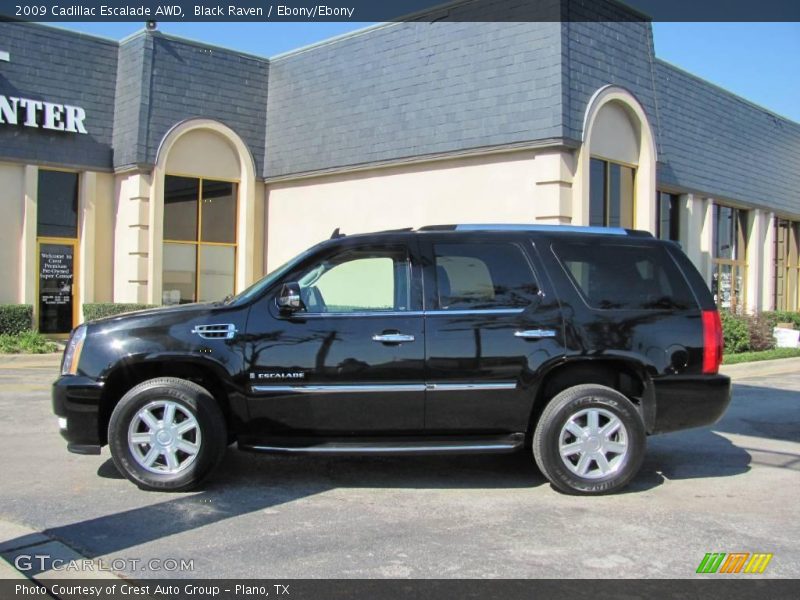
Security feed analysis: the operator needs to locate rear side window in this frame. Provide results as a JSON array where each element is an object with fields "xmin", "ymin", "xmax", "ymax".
[
  {"xmin": 553, "ymin": 242, "xmax": 696, "ymax": 310},
  {"xmin": 433, "ymin": 243, "xmax": 539, "ymax": 310}
]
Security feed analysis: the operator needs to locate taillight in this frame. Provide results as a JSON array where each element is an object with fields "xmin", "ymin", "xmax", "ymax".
[{"xmin": 702, "ymin": 310, "xmax": 723, "ymax": 374}]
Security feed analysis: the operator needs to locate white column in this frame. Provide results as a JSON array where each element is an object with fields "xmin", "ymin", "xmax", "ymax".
[
  {"xmin": 78, "ymin": 172, "xmax": 97, "ymax": 323},
  {"xmin": 761, "ymin": 212, "xmax": 776, "ymax": 312},
  {"xmin": 698, "ymin": 198, "xmax": 714, "ymax": 286},
  {"xmin": 683, "ymin": 194, "xmax": 712, "ymax": 284},
  {"xmin": 20, "ymin": 165, "xmax": 38, "ymax": 306},
  {"xmin": 744, "ymin": 210, "xmax": 763, "ymax": 312}
]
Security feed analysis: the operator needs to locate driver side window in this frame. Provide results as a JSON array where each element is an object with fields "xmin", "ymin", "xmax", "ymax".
[{"xmin": 298, "ymin": 247, "xmax": 411, "ymax": 313}]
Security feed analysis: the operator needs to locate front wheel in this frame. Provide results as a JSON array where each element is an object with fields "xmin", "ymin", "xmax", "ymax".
[
  {"xmin": 532, "ymin": 384, "xmax": 646, "ymax": 495},
  {"xmin": 108, "ymin": 377, "xmax": 227, "ymax": 492}
]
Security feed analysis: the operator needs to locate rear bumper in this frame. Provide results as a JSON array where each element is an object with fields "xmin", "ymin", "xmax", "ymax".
[
  {"xmin": 52, "ymin": 376, "xmax": 104, "ymax": 454},
  {"xmin": 651, "ymin": 374, "xmax": 732, "ymax": 434}
]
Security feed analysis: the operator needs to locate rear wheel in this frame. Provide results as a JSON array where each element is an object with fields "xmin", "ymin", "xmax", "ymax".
[
  {"xmin": 533, "ymin": 384, "xmax": 645, "ymax": 495},
  {"xmin": 108, "ymin": 377, "xmax": 227, "ymax": 492}
]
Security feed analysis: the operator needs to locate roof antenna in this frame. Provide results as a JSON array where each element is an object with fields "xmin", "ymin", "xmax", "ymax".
[{"xmin": 330, "ymin": 228, "xmax": 344, "ymax": 239}]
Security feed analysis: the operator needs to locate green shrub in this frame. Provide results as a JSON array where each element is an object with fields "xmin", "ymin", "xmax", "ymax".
[
  {"xmin": 0, "ymin": 331, "xmax": 58, "ymax": 354},
  {"xmin": 721, "ymin": 310, "xmax": 750, "ymax": 354},
  {"xmin": 83, "ymin": 303, "xmax": 157, "ymax": 322},
  {"xmin": 0, "ymin": 305, "xmax": 33, "ymax": 335},
  {"xmin": 762, "ymin": 311, "xmax": 800, "ymax": 330}
]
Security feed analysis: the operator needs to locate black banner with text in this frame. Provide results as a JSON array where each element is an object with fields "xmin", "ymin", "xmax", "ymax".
[{"xmin": 2, "ymin": 0, "xmax": 800, "ymax": 23}]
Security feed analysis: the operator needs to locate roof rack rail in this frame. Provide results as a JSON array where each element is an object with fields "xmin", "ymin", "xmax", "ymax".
[{"xmin": 417, "ymin": 224, "xmax": 648, "ymax": 236}]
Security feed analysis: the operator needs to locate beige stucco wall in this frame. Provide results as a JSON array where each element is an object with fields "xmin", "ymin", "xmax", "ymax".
[
  {"xmin": 165, "ymin": 129, "xmax": 241, "ymax": 180},
  {"xmin": 0, "ymin": 162, "xmax": 25, "ymax": 304},
  {"xmin": 114, "ymin": 172, "xmax": 152, "ymax": 304},
  {"xmin": 264, "ymin": 149, "xmax": 574, "ymax": 271},
  {"xmin": 93, "ymin": 172, "xmax": 115, "ymax": 303},
  {"xmin": 589, "ymin": 102, "xmax": 640, "ymax": 166}
]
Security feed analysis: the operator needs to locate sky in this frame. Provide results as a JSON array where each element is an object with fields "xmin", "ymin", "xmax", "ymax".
[{"xmin": 46, "ymin": 21, "xmax": 800, "ymax": 123}]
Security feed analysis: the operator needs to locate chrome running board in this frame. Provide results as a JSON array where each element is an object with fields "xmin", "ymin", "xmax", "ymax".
[{"xmin": 239, "ymin": 433, "xmax": 525, "ymax": 455}]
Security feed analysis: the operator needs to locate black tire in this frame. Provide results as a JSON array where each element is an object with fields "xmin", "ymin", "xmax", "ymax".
[
  {"xmin": 532, "ymin": 384, "xmax": 646, "ymax": 495},
  {"xmin": 108, "ymin": 377, "xmax": 227, "ymax": 492}
]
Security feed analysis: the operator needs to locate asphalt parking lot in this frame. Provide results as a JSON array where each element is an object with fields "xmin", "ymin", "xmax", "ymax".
[{"xmin": 0, "ymin": 359, "xmax": 798, "ymax": 579}]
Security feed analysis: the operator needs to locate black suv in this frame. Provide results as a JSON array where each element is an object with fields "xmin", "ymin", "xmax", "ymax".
[{"xmin": 53, "ymin": 224, "xmax": 730, "ymax": 495}]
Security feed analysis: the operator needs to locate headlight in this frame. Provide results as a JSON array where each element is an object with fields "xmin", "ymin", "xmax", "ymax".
[{"xmin": 61, "ymin": 325, "xmax": 87, "ymax": 376}]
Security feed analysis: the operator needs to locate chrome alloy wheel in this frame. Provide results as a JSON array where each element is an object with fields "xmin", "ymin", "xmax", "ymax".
[
  {"xmin": 127, "ymin": 400, "xmax": 202, "ymax": 475},
  {"xmin": 558, "ymin": 407, "xmax": 629, "ymax": 479}
]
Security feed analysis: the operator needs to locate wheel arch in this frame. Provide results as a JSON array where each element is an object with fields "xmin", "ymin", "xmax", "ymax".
[
  {"xmin": 98, "ymin": 356, "xmax": 236, "ymax": 445},
  {"xmin": 527, "ymin": 357, "xmax": 655, "ymax": 443}
]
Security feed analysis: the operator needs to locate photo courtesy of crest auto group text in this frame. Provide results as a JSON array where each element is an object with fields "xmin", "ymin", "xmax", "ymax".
[{"xmin": 0, "ymin": 0, "xmax": 798, "ymax": 598}]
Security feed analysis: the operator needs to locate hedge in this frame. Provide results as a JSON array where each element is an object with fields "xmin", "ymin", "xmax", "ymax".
[
  {"xmin": 763, "ymin": 311, "xmax": 800, "ymax": 330},
  {"xmin": 83, "ymin": 303, "xmax": 157, "ymax": 322},
  {"xmin": 0, "ymin": 304, "xmax": 33, "ymax": 335}
]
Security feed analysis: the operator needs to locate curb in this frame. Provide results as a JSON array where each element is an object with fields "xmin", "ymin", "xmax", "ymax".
[
  {"xmin": 721, "ymin": 356, "xmax": 800, "ymax": 380},
  {"xmin": 0, "ymin": 519, "xmax": 125, "ymax": 584},
  {"xmin": 0, "ymin": 353, "xmax": 61, "ymax": 369}
]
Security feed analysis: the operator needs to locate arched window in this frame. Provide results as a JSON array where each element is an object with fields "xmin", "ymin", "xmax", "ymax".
[{"xmin": 576, "ymin": 87, "xmax": 656, "ymax": 233}]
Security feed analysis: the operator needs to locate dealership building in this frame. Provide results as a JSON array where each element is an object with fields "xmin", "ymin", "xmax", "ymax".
[{"xmin": 1, "ymin": 0, "xmax": 799, "ymax": 334}]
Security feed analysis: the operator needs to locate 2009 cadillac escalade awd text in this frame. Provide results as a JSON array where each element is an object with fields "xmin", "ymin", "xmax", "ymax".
[{"xmin": 53, "ymin": 225, "xmax": 731, "ymax": 494}]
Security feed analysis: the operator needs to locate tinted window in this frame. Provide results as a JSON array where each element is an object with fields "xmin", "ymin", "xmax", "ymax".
[
  {"xmin": 164, "ymin": 176, "xmax": 199, "ymax": 241},
  {"xmin": 298, "ymin": 248, "xmax": 410, "ymax": 313},
  {"xmin": 37, "ymin": 170, "xmax": 78, "ymax": 238},
  {"xmin": 554, "ymin": 242, "xmax": 696, "ymax": 310},
  {"xmin": 433, "ymin": 243, "xmax": 538, "ymax": 310},
  {"xmin": 200, "ymin": 180, "xmax": 237, "ymax": 244}
]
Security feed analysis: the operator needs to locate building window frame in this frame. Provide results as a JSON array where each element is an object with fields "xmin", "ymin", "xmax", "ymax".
[
  {"xmin": 656, "ymin": 191, "xmax": 680, "ymax": 242},
  {"xmin": 589, "ymin": 156, "xmax": 636, "ymax": 229},
  {"xmin": 162, "ymin": 173, "xmax": 239, "ymax": 305},
  {"xmin": 35, "ymin": 168, "xmax": 81, "ymax": 336},
  {"xmin": 711, "ymin": 204, "xmax": 748, "ymax": 312},
  {"xmin": 774, "ymin": 218, "xmax": 800, "ymax": 312}
]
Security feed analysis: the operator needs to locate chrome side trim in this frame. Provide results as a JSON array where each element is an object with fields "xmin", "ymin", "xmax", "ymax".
[
  {"xmin": 425, "ymin": 308, "xmax": 525, "ymax": 316},
  {"xmin": 243, "ymin": 442, "xmax": 522, "ymax": 454},
  {"xmin": 251, "ymin": 384, "xmax": 427, "ymax": 394},
  {"xmin": 303, "ymin": 311, "xmax": 425, "ymax": 318},
  {"xmin": 299, "ymin": 308, "xmax": 525, "ymax": 318},
  {"xmin": 426, "ymin": 382, "xmax": 517, "ymax": 391},
  {"xmin": 251, "ymin": 382, "xmax": 517, "ymax": 394}
]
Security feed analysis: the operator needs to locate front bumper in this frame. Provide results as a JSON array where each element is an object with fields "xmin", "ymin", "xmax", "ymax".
[
  {"xmin": 52, "ymin": 375, "xmax": 104, "ymax": 454},
  {"xmin": 651, "ymin": 374, "xmax": 732, "ymax": 434}
]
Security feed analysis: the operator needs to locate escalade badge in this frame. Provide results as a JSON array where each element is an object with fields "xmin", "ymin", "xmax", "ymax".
[{"xmin": 249, "ymin": 372, "xmax": 305, "ymax": 380}]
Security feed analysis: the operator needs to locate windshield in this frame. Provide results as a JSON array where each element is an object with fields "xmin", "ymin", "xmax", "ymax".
[{"xmin": 224, "ymin": 244, "xmax": 321, "ymax": 305}]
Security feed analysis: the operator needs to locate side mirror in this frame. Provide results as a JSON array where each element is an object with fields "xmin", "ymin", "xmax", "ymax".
[{"xmin": 276, "ymin": 282, "xmax": 303, "ymax": 312}]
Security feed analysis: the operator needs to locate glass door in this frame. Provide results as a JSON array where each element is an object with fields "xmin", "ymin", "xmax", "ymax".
[{"xmin": 37, "ymin": 239, "xmax": 78, "ymax": 334}]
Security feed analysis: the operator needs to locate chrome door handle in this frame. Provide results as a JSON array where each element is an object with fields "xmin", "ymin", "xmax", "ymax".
[
  {"xmin": 514, "ymin": 329, "xmax": 558, "ymax": 339},
  {"xmin": 372, "ymin": 333, "xmax": 415, "ymax": 343}
]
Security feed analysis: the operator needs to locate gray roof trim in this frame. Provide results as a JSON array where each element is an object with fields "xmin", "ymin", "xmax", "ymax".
[
  {"xmin": 264, "ymin": 137, "xmax": 578, "ymax": 183},
  {"xmin": 656, "ymin": 58, "xmax": 799, "ymax": 126}
]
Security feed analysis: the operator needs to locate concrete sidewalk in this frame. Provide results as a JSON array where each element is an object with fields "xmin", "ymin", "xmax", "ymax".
[
  {"xmin": 0, "ymin": 519, "xmax": 122, "ymax": 582},
  {"xmin": 0, "ymin": 353, "xmax": 61, "ymax": 369},
  {"xmin": 721, "ymin": 356, "xmax": 800, "ymax": 380}
]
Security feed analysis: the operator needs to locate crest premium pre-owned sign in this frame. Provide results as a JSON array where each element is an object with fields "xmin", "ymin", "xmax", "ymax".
[{"xmin": 0, "ymin": 94, "xmax": 87, "ymax": 134}]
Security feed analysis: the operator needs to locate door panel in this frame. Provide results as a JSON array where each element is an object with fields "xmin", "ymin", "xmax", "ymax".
[
  {"xmin": 421, "ymin": 235, "xmax": 564, "ymax": 433},
  {"xmin": 244, "ymin": 239, "xmax": 425, "ymax": 435}
]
